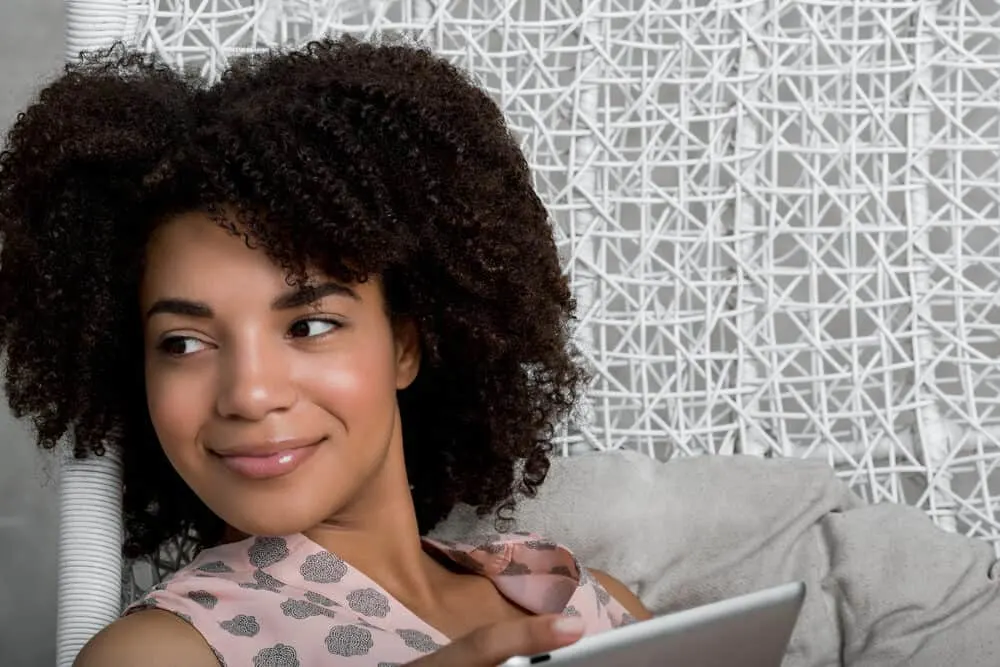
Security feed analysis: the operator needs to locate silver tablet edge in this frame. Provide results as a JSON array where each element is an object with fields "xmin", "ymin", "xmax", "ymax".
[{"xmin": 498, "ymin": 580, "xmax": 806, "ymax": 667}]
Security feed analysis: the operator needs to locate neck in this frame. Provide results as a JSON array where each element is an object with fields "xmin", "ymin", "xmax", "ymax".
[{"xmin": 302, "ymin": 440, "xmax": 452, "ymax": 610}]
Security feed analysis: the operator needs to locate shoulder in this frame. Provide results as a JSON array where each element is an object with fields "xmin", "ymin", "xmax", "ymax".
[
  {"xmin": 73, "ymin": 609, "xmax": 220, "ymax": 667},
  {"xmin": 588, "ymin": 568, "xmax": 653, "ymax": 621}
]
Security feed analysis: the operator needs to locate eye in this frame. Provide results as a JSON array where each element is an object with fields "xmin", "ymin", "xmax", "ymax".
[
  {"xmin": 288, "ymin": 318, "xmax": 341, "ymax": 339},
  {"xmin": 157, "ymin": 336, "xmax": 209, "ymax": 357}
]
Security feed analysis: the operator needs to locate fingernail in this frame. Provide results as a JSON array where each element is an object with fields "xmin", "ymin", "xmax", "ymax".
[{"xmin": 552, "ymin": 616, "xmax": 585, "ymax": 636}]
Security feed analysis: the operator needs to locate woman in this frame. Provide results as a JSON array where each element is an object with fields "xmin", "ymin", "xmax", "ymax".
[{"xmin": 0, "ymin": 36, "xmax": 650, "ymax": 666}]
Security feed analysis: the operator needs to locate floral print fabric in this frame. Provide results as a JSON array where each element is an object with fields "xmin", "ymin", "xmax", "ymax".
[{"xmin": 123, "ymin": 532, "xmax": 633, "ymax": 666}]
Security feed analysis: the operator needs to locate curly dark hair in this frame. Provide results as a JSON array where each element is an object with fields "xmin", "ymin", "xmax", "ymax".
[{"xmin": 0, "ymin": 36, "xmax": 585, "ymax": 558}]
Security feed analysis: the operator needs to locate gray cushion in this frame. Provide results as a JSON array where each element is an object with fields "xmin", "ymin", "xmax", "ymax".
[{"xmin": 433, "ymin": 451, "xmax": 1000, "ymax": 666}]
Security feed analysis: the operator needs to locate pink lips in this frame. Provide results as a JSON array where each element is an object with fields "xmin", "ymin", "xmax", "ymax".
[{"xmin": 212, "ymin": 438, "xmax": 323, "ymax": 480}]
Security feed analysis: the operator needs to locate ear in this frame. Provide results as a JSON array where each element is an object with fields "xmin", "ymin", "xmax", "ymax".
[{"xmin": 393, "ymin": 317, "xmax": 421, "ymax": 390}]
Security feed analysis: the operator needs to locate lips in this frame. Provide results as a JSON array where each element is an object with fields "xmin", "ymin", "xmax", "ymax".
[{"xmin": 210, "ymin": 437, "xmax": 324, "ymax": 480}]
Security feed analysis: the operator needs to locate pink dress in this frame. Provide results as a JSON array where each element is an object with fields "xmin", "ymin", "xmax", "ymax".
[{"xmin": 123, "ymin": 532, "xmax": 634, "ymax": 666}]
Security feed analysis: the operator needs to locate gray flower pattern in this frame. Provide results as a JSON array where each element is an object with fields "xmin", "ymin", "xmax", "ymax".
[
  {"xmin": 304, "ymin": 591, "xmax": 337, "ymax": 607},
  {"xmin": 187, "ymin": 590, "xmax": 219, "ymax": 609},
  {"xmin": 594, "ymin": 583, "xmax": 611, "ymax": 607},
  {"xmin": 325, "ymin": 625, "xmax": 374, "ymax": 657},
  {"xmin": 253, "ymin": 643, "xmax": 300, "ymax": 667},
  {"xmin": 197, "ymin": 560, "xmax": 235, "ymax": 574},
  {"xmin": 219, "ymin": 614, "xmax": 260, "ymax": 637},
  {"xmin": 280, "ymin": 598, "xmax": 337, "ymax": 619},
  {"xmin": 482, "ymin": 541, "xmax": 505, "ymax": 555},
  {"xmin": 239, "ymin": 569, "xmax": 285, "ymax": 593},
  {"xmin": 525, "ymin": 539, "xmax": 557, "ymax": 550},
  {"xmin": 347, "ymin": 587, "xmax": 391, "ymax": 617},
  {"xmin": 300, "ymin": 551, "xmax": 348, "ymax": 584},
  {"xmin": 248, "ymin": 537, "xmax": 290, "ymax": 569},
  {"xmin": 499, "ymin": 560, "xmax": 530, "ymax": 576},
  {"xmin": 396, "ymin": 629, "xmax": 442, "ymax": 653},
  {"xmin": 131, "ymin": 533, "xmax": 626, "ymax": 662}
]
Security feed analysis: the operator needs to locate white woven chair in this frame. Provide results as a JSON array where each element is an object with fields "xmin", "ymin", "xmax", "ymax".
[{"xmin": 55, "ymin": 0, "xmax": 1000, "ymax": 665}]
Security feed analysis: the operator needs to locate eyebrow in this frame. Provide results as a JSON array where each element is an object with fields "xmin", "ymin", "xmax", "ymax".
[
  {"xmin": 145, "ymin": 282, "xmax": 359, "ymax": 319},
  {"xmin": 272, "ymin": 282, "xmax": 359, "ymax": 310}
]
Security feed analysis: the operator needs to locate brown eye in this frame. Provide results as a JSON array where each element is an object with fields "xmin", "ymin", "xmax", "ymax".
[
  {"xmin": 157, "ymin": 336, "xmax": 206, "ymax": 356},
  {"xmin": 288, "ymin": 318, "xmax": 340, "ymax": 339}
]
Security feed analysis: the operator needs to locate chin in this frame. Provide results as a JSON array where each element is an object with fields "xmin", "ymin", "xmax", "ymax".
[
  {"xmin": 223, "ymin": 512, "xmax": 320, "ymax": 538},
  {"xmin": 190, "ymin": 460, "xmax": 354, "ymax": 538},
  {"xmin": 208, "ymin": 493, "xmax": 338, "ymax": 539}
]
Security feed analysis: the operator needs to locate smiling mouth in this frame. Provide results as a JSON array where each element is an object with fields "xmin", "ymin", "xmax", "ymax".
[{"xmin": 211, "ymin": 438, "xmax": 325, "ymax": 480}]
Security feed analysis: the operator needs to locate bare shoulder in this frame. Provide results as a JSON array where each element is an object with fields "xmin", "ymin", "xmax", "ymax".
[
  {"xmin": 74, "ymin": 609, "xmax": 219, "ymax": 667},
  {"xmin": 589, "ymin": 568, "xmax": 654, "ymax": 621}
]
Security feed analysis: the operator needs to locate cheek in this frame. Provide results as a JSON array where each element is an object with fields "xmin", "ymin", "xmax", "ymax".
[
  {"xmin": 145, "ymin": 362, "xmax": 211, "ymax": 459},
  {"xmin": 299, "ymin": 340, "xmax": 400, "ymax": 426}
]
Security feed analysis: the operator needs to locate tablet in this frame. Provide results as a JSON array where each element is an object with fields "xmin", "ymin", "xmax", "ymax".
[{"xmin": 500, "ymin": 581, "xmax": 805, "ymax": 667}]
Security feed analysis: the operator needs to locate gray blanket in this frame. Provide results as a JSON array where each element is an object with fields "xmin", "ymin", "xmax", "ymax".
[{"xmin": 433, "ymin": 451, "xmax": 1000, "ymax": 666}]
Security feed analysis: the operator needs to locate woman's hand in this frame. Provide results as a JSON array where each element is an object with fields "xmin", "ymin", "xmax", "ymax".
[{"xmin": 405, "ymin": 614, "xmax": 585, "ymax": 666}]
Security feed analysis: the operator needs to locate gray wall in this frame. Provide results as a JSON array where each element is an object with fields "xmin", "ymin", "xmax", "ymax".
[{"xmin": 0, "ymin": 1, "xmax": 66, "ymax": 664}]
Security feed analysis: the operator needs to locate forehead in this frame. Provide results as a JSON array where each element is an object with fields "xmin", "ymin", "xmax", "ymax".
[
  {"xmin": 140, "ymin": 210, "xmax": 378, "ymax": 305},
  {"xmin": 141, "ymin": 212, "xmax": 285, "ymax": 295},
  {"xmin": 143, "ymin": 210, "xmax": 275, "ymax": 285}
]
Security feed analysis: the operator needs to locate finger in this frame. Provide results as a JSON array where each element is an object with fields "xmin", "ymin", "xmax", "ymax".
[{"xmin": 412, "ymin": 614, "xmax": 585, "ymax": 667}]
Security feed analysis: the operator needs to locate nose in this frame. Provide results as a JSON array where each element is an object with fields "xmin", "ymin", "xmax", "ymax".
[{"xmin": 215, "ymin": 334, "xmax": 296, "ymax": 421}]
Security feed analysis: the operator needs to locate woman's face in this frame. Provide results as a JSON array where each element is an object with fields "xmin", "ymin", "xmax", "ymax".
[{"xmin": 140, "ymin": 210, "xmax": 420, "ymax": 536}]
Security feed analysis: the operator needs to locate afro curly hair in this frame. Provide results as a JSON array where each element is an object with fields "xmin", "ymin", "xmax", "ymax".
[{"xmin": 0, "ymin": 36, "xmax": 585, "ymax": 558}]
